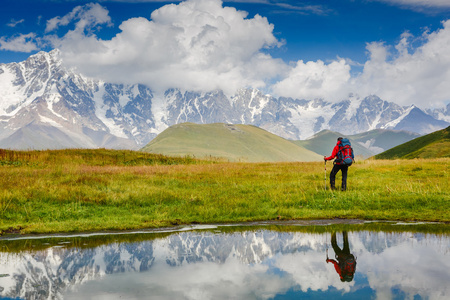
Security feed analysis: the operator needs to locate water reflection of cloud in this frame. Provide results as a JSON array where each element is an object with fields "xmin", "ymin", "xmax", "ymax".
[
  {"xmin": 0, "ymin": 230, "xmax": 449, "ymax": 300},
  {"xmin": 273, "ymin": 251, "xmax": 354, "ymax": 293},
  {"xmin": 359, "ymin": 242, "xmax": 450, "ymax": 300},
  {"xmin": 64, "ymin": 258, "xmax": 293, "ymax": 300}
]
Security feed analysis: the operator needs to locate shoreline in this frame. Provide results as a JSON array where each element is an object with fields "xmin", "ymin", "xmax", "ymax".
[{"xmin": 1, "ymin": 219, "xmax": 449, "ymax": 241}]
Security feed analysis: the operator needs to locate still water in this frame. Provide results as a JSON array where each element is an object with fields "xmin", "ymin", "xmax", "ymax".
[{"xmin": 0, "ymin": 222, "xmax": 449, "ymax": 300}]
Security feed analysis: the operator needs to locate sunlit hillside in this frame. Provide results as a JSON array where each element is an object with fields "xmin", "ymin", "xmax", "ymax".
[
  {"xmin": 375, "ymin": 126, "xmax": 450, "ymax": 159},
  {"xmin": 141, "ymin": 123, "xmax": 323, "ymax": 162}
]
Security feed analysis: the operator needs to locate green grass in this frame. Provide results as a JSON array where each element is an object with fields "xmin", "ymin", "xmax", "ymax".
[
  {"xmin": 0, "ymin": 149, "xmax": 449, "ymax": 235},
  {"xmin": 375, "ymin": 126, "xmax": 450, "ymax": 159},
  {"xmin": 2, "ymin": 222, "xmax": 449, "ymax": 253}
]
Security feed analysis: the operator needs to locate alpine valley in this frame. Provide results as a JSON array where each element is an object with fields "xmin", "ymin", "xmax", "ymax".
[{"xmin": 1, "ymin": 50, "xmax": 449, "ymax": 150}]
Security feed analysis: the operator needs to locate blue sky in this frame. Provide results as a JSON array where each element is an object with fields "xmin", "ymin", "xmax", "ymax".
[{"xmin": 1, "ymin": 0, "xmax": 450, "ymax": 107}]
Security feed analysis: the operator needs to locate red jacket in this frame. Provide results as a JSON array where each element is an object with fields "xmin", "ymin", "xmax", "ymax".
[
  {"xmin": 327, "ymin": 258, "xmax": 342, "ymax": 277},
  {"xmin": 327, "ymin": 257, "xmax": 356, "ymax": 280},
  {"xmin": 325, "ymin": 141, "xmax": 341, "ymax": 162}
]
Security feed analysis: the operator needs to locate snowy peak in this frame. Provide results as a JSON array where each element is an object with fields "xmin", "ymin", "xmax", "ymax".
[
  {"xmin": 383, "ymin": 106, "xmax": 449, "ymax": 134},
  {"xmin": 0, "ymin": 51, "xmax": 158, "ymax": 149},
  {"xmin": 0, "ymin": 50, "xmax": 449, "ymax": 150}
]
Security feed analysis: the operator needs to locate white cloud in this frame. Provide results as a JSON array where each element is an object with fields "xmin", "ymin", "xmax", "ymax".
[
  {"xmin": 354, "ymin": 19, "xmax": 450, "ymax": 107},
  {"xmin": 4, "ymin": 0, "xmax": 446, "ymax": 108},
  {"xmin": 7, "ymin": 19, "xmax": 25, "ymax": 28},
  {"xmin": 0, "ymin": 33, "xmax": 39, "ymax": 52},
  {"xmin": 271, "ymin": 19, "xmax": 450, "ymax": 107},
  {"xmin": 271, "ymin": 59, "xmax": 351, "ymax": 101},
  {"xmin": 373, "ymin": 0, "xmax": 450, "ymax": 9},
  {"xmin": 45, "ymin": 2, "xmax": 112, "ymax": 33},
  {"xmin": 225, "ymin": 0, "xmax": 331, "ymax": 15},
  {"xmin": 55, "ymin": 0, "xmax": 285, "ymax": 95}
]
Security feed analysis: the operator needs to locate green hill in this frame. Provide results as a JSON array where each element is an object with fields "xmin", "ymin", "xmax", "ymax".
[
  {"xmin": 294, "ymin": 129, "xmax": 421, "ymax": 159},
  {"xmin": 375, "ymin": 126, "xmax": 450, "ymax": 159},
  {"xmin": 141, "ymin": 123, "xmax": 323, "ymax": 162}
]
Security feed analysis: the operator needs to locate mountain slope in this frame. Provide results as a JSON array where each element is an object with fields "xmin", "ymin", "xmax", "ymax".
[
  {"xmin": 141, "ymin": 123, "xmax": 323, "ymax": 162},
  {"xmin": 385, "ymin": 107, "xmax": 449, "ymax": 134},
  {"xmin": 0, "ymin": 50, "xmax": 155, "ymax": 150},
  {"xmin": 293, "ymin": 130, "xmax": 374, "ymax": 158},
  {"xmin": 293, "ymin": 129, "xmax": 420, "ymax": 158},
  {"xmin": 375, "ymin": 126, "xmax": 450, "ymax": 159},
  {"xmin": 348, "ymin": 129, "xmax": 421, "ymax": 155}
]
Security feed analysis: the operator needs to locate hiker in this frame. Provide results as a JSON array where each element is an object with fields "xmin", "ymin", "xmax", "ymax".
[
  {"xmin": 324, "ymin": 137, "xmax": 354, "ymax": 191},
  {"xmin": 326, "ymin": 231, "xmax": 357, "ymax": 282}
]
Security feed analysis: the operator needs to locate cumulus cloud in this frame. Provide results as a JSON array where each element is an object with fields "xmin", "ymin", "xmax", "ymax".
[
  {"xmin": 354, "ymin": 19, "xmax": 450, "ymax": 107},
  {"xmin": 271, "ymin": 59, "xmax": 351, "ymax": 101},
  {"xmin": 0, "ymin": 33, "xmax": 39, "ymax": 52},
  {"xmin": 53, "ymin": 0, "xmax": 285, "ymax": 95},
  {"xmin": 6, "ymin": 0, "xmax": 447, "ymax": 108},
  {"xmin": 272, "ymin": 19, "xmax": 450, "ymax": 107}
]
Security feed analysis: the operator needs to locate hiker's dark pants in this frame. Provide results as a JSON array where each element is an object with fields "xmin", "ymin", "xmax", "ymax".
[
  {"xmin": 330, "ymin": 164, "xmax": 348, "ymax": 191},
  {"xmin": 330, "ymin": 231, "xmax": 356, "ymax": 281},
  {"xmin": 331, "ymin": 231, "xmax": 350, "ymax": 256}
]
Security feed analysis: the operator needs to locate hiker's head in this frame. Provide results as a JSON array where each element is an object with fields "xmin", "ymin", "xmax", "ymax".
[{"xmin": 337, "ymin": 137, "xmax": 343, "ymax": 142}]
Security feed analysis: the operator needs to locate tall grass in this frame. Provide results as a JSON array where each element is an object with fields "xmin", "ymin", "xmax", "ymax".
[{"xmin": 0, "ymin": 149, "xmax": 448, "ymax": 234}]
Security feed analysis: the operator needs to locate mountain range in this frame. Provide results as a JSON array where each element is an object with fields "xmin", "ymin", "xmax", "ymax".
[{"xmin": 1, "ymin": 50, "xmax": 449, "ymax": 150}]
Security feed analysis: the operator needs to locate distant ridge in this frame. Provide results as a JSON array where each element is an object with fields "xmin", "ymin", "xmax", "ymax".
[
  {"xmin": 375, "ymin": 126, "xmax": 450, "ymax": 159},
  {"xmin": 294, "ymin": 129, "xmax": 420, "ymax": 158},
  {"xmin": 294, "ymin": 130, "xmax": 375, "ymax": 159},
  {"xmin": 141, "ymin": 123, "xmax": 323, "ymax": 162}
]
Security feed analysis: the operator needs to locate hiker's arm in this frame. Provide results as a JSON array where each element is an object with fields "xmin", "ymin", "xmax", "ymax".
[
  {"xmin": 324, "ymin": 145, "xmax": 339, "ymax": 161},
  {"xmin": 326, "ymin": 258, "xmax": 337, "ymax": 264},
  {"xmin": 326, "ymin": 259, "xmax": 341, "ymax": 274}
]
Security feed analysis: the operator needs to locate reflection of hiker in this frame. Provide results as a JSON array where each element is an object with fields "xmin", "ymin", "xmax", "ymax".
[
  {"xmin": 326, "ymin": 231, "xmax": 357, "ymax": 282},
  {"xmin": 324, "ymin": 137, "xmax": 354, "ymax": 191}
]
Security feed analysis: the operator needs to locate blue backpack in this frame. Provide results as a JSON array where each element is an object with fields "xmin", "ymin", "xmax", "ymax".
[{"xmin": 338, "ymin": 138, "xmax": 354, "ymax": 166}]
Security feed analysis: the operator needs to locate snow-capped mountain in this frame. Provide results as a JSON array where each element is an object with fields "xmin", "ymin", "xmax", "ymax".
[
  {"xmin": 426, "ymin": 103, "xmax": 450, "ymax": 123},
  {"xmin": 0, "ymin": 50, "xmax": 448, "ymax": 150}
]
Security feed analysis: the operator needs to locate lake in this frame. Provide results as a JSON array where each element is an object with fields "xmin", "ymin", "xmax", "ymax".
[{"xmin": 0, "ymin": 221, "xmax": 449, "ymax": 300}]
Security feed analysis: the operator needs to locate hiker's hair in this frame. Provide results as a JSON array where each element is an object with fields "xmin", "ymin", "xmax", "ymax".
[{"xmin": 337, "ymin": 137, "xmax": 343, "ymax": 141}]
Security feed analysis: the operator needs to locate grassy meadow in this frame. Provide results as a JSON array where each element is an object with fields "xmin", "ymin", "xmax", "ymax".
[{"xmin": 0, "ymin": 149, "xmax": 449, "ymax": 235}]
